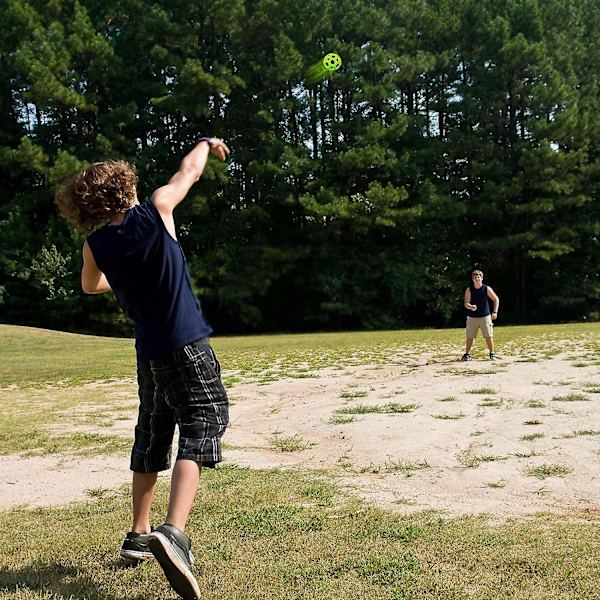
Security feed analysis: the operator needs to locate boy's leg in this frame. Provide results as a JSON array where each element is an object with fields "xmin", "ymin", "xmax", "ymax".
[
  {"xmin": 148, "ymin": 340, "xmax": 228, "ymax": 599},
  {"xmin": 128, "ymin": 360, "xmax": 176, "ymax": 536},
  {"xmin": 132, "ymin": 471, "xmax": 158, "ymax": 533},
  {"xmin": 165, "ymin": 459, "xmax": 202, "ymax": 530},
  {"xmin": 482, "ymin": 317, "xmax": 495, "ymax": 356},
  {"xmin": 465, "ymin": 337, "xmax": 474, "ymax": 354}
]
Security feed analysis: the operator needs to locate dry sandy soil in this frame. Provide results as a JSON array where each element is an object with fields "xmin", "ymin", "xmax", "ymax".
[{"xmin": 2, "ymin": 353, "xmax": 599, "ymax": 519}]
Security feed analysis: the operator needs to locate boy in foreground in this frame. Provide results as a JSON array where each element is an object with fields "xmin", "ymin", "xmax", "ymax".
[{"xmin": 56, "ymin": 137, "xmax": 230, "ymax": 599}]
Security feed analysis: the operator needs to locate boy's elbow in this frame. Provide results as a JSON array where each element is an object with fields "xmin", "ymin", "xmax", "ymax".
[
  {"xmin": 81, "ymin": 275, "xmax": 100, "ymax": 294},
  {"xmin": 81, "ymin": 281, "xmax": 94, "ymax": 294}
]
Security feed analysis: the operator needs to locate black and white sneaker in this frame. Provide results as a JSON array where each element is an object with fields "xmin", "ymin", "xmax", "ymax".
[
  {"xmin": 489, "ymin": 352, "xmax": 496, "ymax": 360},
  {"xmin": 120, "ymin": 531, "xmax": 154, "ymax": 561},
  {"xmin": 147, "ymin": 524, "xmax": 200, "ymax": 600},
  {"xmin": 461, "ymin": 353, "xmax": 472, "ymax": 361}
]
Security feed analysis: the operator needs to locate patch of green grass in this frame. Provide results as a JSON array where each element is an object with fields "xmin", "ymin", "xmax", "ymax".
[
  {"xmin": 1, "ymin": 467, "xmax": 599, "ymax": 598},
  {"xmin": 432, "ymin": 413, "xmax": 466, "ymax": 420},
  {"xmin": 520, "ymin": 433, "xmax": 545, "ymax": 442},
  {"xmin": 523, "ymin": 420, "xmax": 543, "ymax": 426},
  {"xmin": 339, "ymin": 389, "xmax": 369, "ymax": 399},
  {"xmin": 223, "ymin": 375, "xmax": 242, "ymax": 387},
  {"xmin": 484, "ymin": 480, "xmax": 507, "ymax": 489},
  {"xmin": 467, "ymin": 387, "xmax": 497, "ymax": 394},
  {"xmin": 4, "ymin": 322, "xmax": 599, "ymax": 389},
  {"xmin": 458, "ymin": 451, "xmax": 508, "ymax": 468},
  {"xmin": 393, "ymin": 497, "xmax": 417, "ymax": 506},
  {"xmin": 562, "ymin": 430, "xmax": 600, "ymax": 439},
  {"xmin": 328, "ymin": 414, "xmax": 356, "ymax": 425},
  {"xmin": 582, "ymin": 384, "xmax": 600, "ymax": 393},
  {"xmin": 335, "ymin": 403, "xmax": 421, "ymax": 415},
  {"xmin": 268, "ymin": 433, "xmax": 314, "ymax": 452},
  {"xmin": 437, "ymin": 395, "xmax": 457, "ymax": 402},
  {"xmin": 525, "ymin": 400, "xmax": 545, "ymax": 408},
  {"xmin": 85, "ymin": 487, "xmax": 112, "ymax": 499},
  {"xmin": 512, "ymin": 450, "xmax": 542, "ymax": 458},
  {"xmin": 0, "ymin": 383, "xmax": 136, "ymax": 457},
  {"xmin": 552, "ymin": 393, "xmax": 590, "ymax": 402},
  {"xmin": 470, "ymin": 431, "xmax": 485, "ymax": 437},
  {"xmin": 357, "ymin": 459, "xmax": 430, "ymax": 477},
  {"xmin": 525, "ymin": 464, "xmax": 573, "ymax": 480},
  {"xmin": 478, "ymin": 398, "xmax": 503, "ymax": 408}
]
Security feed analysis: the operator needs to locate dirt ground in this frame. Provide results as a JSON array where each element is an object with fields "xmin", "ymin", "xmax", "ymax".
[{"xmin": 2, "ymin": 353, "xmax": 599, "ymax": 519}]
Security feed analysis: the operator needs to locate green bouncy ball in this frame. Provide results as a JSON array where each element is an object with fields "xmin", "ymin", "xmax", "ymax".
[
  {"xmin": 305, "ymin": 53, "xmax": 342, "ymax": 85},
  {"xmin": 323, "ymin": 53, "xmax": 342, "ymax": 71}
]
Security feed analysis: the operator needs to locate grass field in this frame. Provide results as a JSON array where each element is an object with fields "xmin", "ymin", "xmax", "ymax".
[{"xmin": 0, "ymin": 323, "xmax": 599, "ymax": 599}]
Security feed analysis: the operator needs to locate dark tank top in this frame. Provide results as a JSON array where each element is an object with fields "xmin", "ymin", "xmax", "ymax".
[
  {"xmin": 468, "ymin": 284, "xmax": 491, "ymax": 317},
  {"xmin": 87, "ymin": 201, "xmax": 212, "ymax": 361}
]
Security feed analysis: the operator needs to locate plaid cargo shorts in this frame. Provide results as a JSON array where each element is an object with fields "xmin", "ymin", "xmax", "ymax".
[{"xmin": 130, "ymin": 338, "xmax": 229, "ymax": 473}]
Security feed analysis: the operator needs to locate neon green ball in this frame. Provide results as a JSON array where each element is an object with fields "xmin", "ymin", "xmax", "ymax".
[{"xmin": 323, "ymin": 53, "xmax": 342, "ymax": 71}]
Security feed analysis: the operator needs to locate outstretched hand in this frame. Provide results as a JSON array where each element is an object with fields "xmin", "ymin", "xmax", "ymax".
[{"xmin": 207, "ymin": 138, "xmax": 230, "ymax": 161}]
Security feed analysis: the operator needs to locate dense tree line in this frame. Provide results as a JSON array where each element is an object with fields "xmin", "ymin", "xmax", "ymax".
[{"xmin": 1, "ymin": 0, "xmax": 599, "ymax": 336}]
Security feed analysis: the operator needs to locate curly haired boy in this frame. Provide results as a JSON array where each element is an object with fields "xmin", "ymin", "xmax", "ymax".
[{"xmin": 56, "ymin": 137, "xmax": 230, "ymax": 600}]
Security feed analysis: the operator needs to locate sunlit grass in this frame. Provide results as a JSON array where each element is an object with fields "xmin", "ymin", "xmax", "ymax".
[
  {"xmin": 0, "ymin": 468, "xmax": 598, "ymax": 599},
  {"xmin": 3, "ymin": 322, "xmax": 600, "ymax": 388}
]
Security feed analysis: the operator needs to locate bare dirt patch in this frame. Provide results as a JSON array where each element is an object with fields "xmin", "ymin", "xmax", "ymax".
[
  {"xmin": 224, "ymin": 354, "xmax": 600, "ymax": 518},
  {"xmin": 1, "ymin": 354, "xmax": 598, "ymax": 517}
]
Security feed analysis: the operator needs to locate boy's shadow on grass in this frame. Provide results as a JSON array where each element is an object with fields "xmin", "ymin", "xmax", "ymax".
[{"xmin": 0, "ymin": 560, "xmax": 164, "ymax": 600}]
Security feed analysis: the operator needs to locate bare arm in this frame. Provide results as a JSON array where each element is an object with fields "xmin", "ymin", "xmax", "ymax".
[
  {"xmin": 151, "ymin": 137, "xmax": 230, "ymax": 237},
  {"xmin": 487, "ymin": 287, "xmax": 500, "ymax": 319},
  {"xmin": 81, "ymin": 241, "xmax": 111, "ymax": 294},
  {"xmin": 464, "ymin": 288, "xmax": 476, "ymax": 311}
]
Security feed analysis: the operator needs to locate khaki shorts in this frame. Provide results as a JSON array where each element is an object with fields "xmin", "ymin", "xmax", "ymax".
[{"xmin": 466, "ymin": 315, "xmax": 493, "ymax": 339}]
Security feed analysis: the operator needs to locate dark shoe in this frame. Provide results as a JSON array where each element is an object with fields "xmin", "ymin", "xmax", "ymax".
[
  {"xmin": 120, "ymin": 531, "xmax": 154, "ymax": 561},
  {"xmin": 461, "ymin": 353, "xmax": 472, "ymax": 361},
  {"xmin": 147, "ymin": 524, "xmax": 200, "ymax": 599},
  {"xmin": 489, "ymin": 352, "xmax": 496, "ymax": 360}
]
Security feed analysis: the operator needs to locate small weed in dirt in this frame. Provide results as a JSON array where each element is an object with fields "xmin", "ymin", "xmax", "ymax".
[
  {"xmin": 582, "ymin": 384, "xmax": 600, "ymax": 393},
  {"xmin": 552, "ymin": 393, "xmax": 590, "ymax": 402},
  {"xmin": 85, "ymin": 487, "xmax": 111, "ymax": 498},
  {"xmin": 562, "ymin": 430, "xmax": 600, "ymax": 438},
  {"xmin": 339, "ymin": 389, "xmax": 369, "ymax": 399},
  {"xmin": 520, "ymin": 433, "xmax": 545, "ymax": 442},
  {"xmin": 525, "ymin": 400, "xmax": 545, "ymax": 408},
  {"xmin": 328, "ymin": 414, "xmax": 356, "ymax": 425},
  {"xmin": 393, "ymin": 497, "xmax": 417, "ymax": 505},
  {"xmin": 336, "ymin": 403, "xmax": 420, "ymax": 415},
  {"xmin": 432, "ymin": 413, "xmax": 466, "ymax": 420},
  {"xmin": 478, "ymin": 398, "xmax": 503, "ymax": 408},
  {"xmin": 358, "ymin": 459, "xmax": 430, "ymax": 477},
  {"xmin": 484, "ymin": 480, "xmax": 507, "ymax": 489},
  {"xmin": 467, "ymin": 387, "xmax": 497, "ymax": 394},
  {"xmin": 458, "ymin": 451, "xmax": 508, "ymax": 468},
  {"xmin": 525, "ymin": 464, "xmax": 573, "ymax": 480},
  {"xmin": 268, "ymin": 433, "xmax": 314, "ymax": 452}
]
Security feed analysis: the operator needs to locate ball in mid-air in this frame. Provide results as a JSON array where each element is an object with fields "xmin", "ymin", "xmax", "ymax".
[{"xmin": 322, "ymin": 53, "xmax": 342, "ymax": 72}]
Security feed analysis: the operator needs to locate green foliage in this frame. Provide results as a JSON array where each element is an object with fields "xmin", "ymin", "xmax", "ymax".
[{"xmin": 0, "ymin": 0, "xmax": 599, "ymax": 334}]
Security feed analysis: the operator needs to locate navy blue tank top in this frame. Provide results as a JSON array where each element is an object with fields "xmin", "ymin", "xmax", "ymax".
[
  {"xmin": 87, "ymin": 201, "xmax": 212, "ymax": 361},
  {"xmin": 468, "ymin": 284, "xmax": 491, "ymax": 317}
]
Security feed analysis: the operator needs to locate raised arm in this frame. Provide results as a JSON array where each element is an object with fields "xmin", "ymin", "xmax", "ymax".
[
  {"xmin": 151, "ymin": 138, "xmax": 230, "ymax": 236},
  {"xmin": 82, "ymin": 241, "xmax": 111, "ymax": 294}
]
